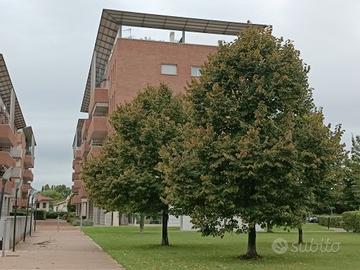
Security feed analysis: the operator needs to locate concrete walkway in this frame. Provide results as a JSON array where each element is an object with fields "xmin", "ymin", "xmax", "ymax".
[{"xmin": 0, "ymin": 219, "xmax": 124, "ymax": 270}]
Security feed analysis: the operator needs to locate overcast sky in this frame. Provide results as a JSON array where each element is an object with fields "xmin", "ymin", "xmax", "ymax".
[{"xmin": 0, "ymin": 0, "xmax": 359, "ymax": 189}]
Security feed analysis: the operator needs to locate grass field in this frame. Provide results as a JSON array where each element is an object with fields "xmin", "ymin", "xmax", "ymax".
[{"xmin": 84, "ymin": 224, "xmax": 360, "ymax": 270}]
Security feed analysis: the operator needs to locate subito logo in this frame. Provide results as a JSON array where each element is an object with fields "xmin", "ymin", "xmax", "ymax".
[{"xmin": 272, "ymin": 238, "xmax": 288, "ymax": 254}]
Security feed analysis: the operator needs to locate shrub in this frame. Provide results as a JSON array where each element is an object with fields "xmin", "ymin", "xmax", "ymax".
[
  {"xmin": 318, "ymin": 215, "xmax": 343, "ymax": 228},
  {"xmin": 45, "ymin": 211, "xmax": 60, "ymax": 219},
  {"xmin": 10, "ymin": 211, "xmax": 26, "ymax": 216},
  {"xmin": 34, "ymin": 210, "xmax": 46, "ymax": 220},
  {"xmin": 71, "ymin": 218, "xmax": 93, "ymax": 226},
  {"xmin": 342, "ymin": 211, "xmax": 360, "ymax": 232},
  {"xmin": 63, "ymin": 212, "xmax": 76, "ymax": 223}
]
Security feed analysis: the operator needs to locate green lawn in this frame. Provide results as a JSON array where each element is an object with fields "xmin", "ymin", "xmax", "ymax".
[{"xmin": 84, "ymin": 224, "xmax": 360, "ymax": 270}]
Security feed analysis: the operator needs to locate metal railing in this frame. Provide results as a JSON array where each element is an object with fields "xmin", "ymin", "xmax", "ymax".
[{"xmin": 0, "ymin": 216, "xmax": 33, "ymax": 256}]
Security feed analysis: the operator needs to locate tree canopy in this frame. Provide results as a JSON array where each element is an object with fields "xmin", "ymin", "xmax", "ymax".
[
  {"xmin": 159, "ymin": 28, "xmax": 344, "ymax": 258},
  {"xmin": 83, "ymin": 84, "xmax": 188, "ymax": 245},
  {"xmin": 40, "ymin": 184, "xmax": 71, "ymax": 202}
]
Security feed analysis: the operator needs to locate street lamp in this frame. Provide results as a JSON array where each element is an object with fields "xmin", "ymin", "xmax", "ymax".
[
  {"xmin": 12, "ymin": 178, "xmax": 21, "ymax": 252},
  {"xmin": 29, "ymin": 190, "xmax": 37, "ymax": 236},
  {"xmin": 23, "ymin": 188, "xmax": 35, "ymax": 242}
]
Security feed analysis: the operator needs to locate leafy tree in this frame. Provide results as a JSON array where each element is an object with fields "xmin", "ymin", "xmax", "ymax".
[
  {"xmin": 40, "ymin": 190, "xmax": 63, "ymax": 202},
  {"xmin": 41, "ymin": 184, "xmax": 50, "ymax": 191},
  {"xmin": 84, "ymin": 84, "xmax": 187, "ymax": 245},
  {"xmin": 53, "ymin": 184, "xmax": 71, "ymax": 199},
  {"xmin": 341, "ymin": 136, "xmax": 360, "ymax": 211},
  {"xmin": 40, "ymin": 184, "xmax": 72, "ymax": 203},
  {"xmin": 159, "ymin": 28, "xmax": 338, "ymax": 258},
  {"xmin": 290, "ymin": 111, "xmax": 345, "ymax": 243}
]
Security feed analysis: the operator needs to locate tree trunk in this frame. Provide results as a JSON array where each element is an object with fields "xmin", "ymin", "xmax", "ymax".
[
  {"xmin": 266, "ymin": 221, "xmax": 273, "ymax": 233},
  {"xmin": 244, "ymin": 225, "xmax": 258, "ymax": 259},
  {"xmin": 161, "ymin": 208, "xmax": 169, "ymax": 246},
  {"xmin": 298, "ymin": 225, "xmax": 303, "ymax": 244},
  {"xmin": 139, "ymin": 213, "xmax": 145, "ymax": 233}
]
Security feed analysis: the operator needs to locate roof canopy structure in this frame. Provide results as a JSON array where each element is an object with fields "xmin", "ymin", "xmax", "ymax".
[
  {"xmin": 73, "ymin": 119, "xmax": 85, "ymax": 148},
  {"xmin": 36, "ymin": 194, "xmax": 52, "ymax": 202},
  {"xmin": 23, "ymin": 126, "xmax": 37, "ymax": 146},
  {"xmin": 80, "ymin": 9, "xmax": 269, "ymax": 112},
  {"xmin": 0, "ymin": 54, "xmax": 26, "ymax": 129}
]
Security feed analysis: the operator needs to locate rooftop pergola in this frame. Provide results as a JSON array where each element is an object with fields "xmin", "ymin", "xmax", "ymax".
[
  {"xmin": 80, "ymin": 9, "xmax": 269, "ymax": 112},
  {"xmin": 72, "ymin": 119, "xmax": 85, "ymax": 148},
  {"xmin": 0, "ymin": 54, "xmax": 26, "ymax": 129}
]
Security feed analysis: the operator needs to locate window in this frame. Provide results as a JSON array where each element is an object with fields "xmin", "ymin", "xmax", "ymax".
[
  {"xmin": 191, "ymin": 66, "xmax": 201, "ymax": 77},
  {"xmin": 43, "ymin": 202, "xmax": 47, "ymax": 209},
  {"xmin": 161, "ymin": 64, "xmax": 177, "ymax": 75}
]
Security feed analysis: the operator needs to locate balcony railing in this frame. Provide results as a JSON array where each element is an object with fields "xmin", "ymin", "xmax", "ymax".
[
  {"xmin": 72, "ymin": 159, "xmax": 82, "ymax": 172},
  {"xmin": 89, "ymin": 144, "xmax": 102, "ymax": 158},
  {"xmin": 0, "ymin": 124, "xmax": 16, "ymax": 146},
  {"xmin": 22, "ymin": 169, "xmax": 33, "ymax": 181},
  {"xmin": 80, "ymin": 141, "xmax": 90, "ymax": 158},
  {"xmin": 73, "ymin": 149, "xmax": 81, "ymax": 160},
  {"xmin": 87, "ymin": 117, "xmax": 108, "ymax": 143},
  {"xmin": 24, "ymin": 154, "xmax": 35, "ymax": 168},
  {"xmin": 72, "ymin": 172, "xmax": 81, "ymax": 181},
  {"xmin": 89, "ymin": 88, "xmax": 109, "ymax": 116},
  {"xmin": 0, "ymin": 150, "xmax": 15, "ymax": 168}
]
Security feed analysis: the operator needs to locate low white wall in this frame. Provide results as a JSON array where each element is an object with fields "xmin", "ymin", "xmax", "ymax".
[{"xmin": 0, "ymin": 216, "xmax": 33, "ymax": 250}]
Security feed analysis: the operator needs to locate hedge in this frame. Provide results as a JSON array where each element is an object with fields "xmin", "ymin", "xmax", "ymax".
[
  {"xmin": 63, "ymin": 212, "xmax": 76, "ymax": 223},
  {"xmin": 318, "ymin": 215, "xmax": 343, "ymax": 228},
  {"xmin": 342, "ymin": 211, "xmax": 360, "ymax": 232},
  {"xmin": 71, "ymin": 218, "xmax": 93, "ymax": 227},
  {"xmin": 10, "ymin": 211, "xmax": 27, "ymax": 216},
  {"xmin": 34, "ymin": 210, "xmax": 46, "ymax": 220},
  {"xmin": 45, "ymin": 211, "xmax": 67, "ymax": 219}
]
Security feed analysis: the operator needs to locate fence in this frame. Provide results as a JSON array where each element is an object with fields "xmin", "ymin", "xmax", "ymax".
[{"xmin": 0, "ymin": 216, "xmax": 33, "ymax": 251}]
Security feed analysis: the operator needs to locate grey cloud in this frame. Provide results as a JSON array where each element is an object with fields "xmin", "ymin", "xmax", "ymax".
[{"xmin": 0, "ymin": 0, "xmax": 358, "ymax": 188}]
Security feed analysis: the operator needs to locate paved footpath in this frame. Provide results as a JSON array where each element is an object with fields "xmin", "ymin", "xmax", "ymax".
[{"xmin": 0, "ymin": 219, "xmax": 124, "ymax": 270}]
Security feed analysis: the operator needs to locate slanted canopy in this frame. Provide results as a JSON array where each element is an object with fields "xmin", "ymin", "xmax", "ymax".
[
  {"xmin": 80, "ymin": 9, "xmax": 269, "ymax": 112},
  {"xmin": 0, "ymin": 54, "xmax": 26, "ymax": 129}
]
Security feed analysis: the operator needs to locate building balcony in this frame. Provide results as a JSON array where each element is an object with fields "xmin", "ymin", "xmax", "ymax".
[
  {"xmin": 74, "ymin": 149, "xmax": 81, "ymax": 160},
  {"xmin": 24, "ymin": 154, "xmax": 34, "ymax": 168},
  {"xmin": 22, "ymin": 169, "xmax": 33, "ymax": 181},
  {"xmin": 0, "ymin": 151, "xmax": 15, "ymax": 168},
  {"xmin": 72, "ymin": 159, "xmax": 82, "ymax": 172},
  {"xmin": 72, "ymin": 179, "xmax": 82, "ymax": 191},
  {"xmin": 79, "ymin": 185, "xmax": 88, "ymax": 199},
  {"xmin": 72, "ymin": 181, "xmax": 81, "ymax": 193},
  {"xmin": 80, "ymin": 141, "xmax": 90, "ymax": 158},
  {"xmin": 0, "ymin": 178, "xmax": 14, "ymax": 195},
  {"xmin": 88, "ymin": 145, "xmax": 102, "ymax": 158},
  {"xmin": 72, "ymin": 185, "xmax": 79, "ymax": 193},
  {"xmin": 0, "ymin": 124, "xmax": 16, "ymax": 147},
  {"xmin": 87, "ymin": 117, "xmax": 108, "ymax": 143},
  {"xmin": 18, "ymin": 197, "xmax": 29, "ymax": 208},
  {"xmin": 81, "ymin": 119, "xmax": 91, "ymax": 142},
  {"xmin": 89, "ymin": 88, "xmax": 109, "ymax": 116},
  {"xmin": 21, "ymin": 182, "xmax": 31, "ymax": 192},
  {"xmin": 71, "ymin": 194, "xmax": 81, "ymax": 205},
  {"xmin": 72, "ymin": 172, "xmax": 81, "ymax": 181}
]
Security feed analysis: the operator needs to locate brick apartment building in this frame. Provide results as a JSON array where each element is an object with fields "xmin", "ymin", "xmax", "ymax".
[
  {"xmin": 71, "ymin": 9, "xmax": 266, "ymax": 226},
  {"xmin": 0, "ymin": 54, "xmax": 36, "ymax": 217}
]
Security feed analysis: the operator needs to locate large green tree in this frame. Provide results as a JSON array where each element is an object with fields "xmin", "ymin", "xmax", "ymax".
[
  {"xmin": 40, "ymin": 184, "xmax": 71, "ymax": 202},
  {"xmin": 341, "ymin": 136, "xmax": 360, "ymax": 211},
  {"xmin": 289, "ymin": 111, "xmax": 344, "ymax": 244},
  {"xmin": 84, "ymin": 84, "xmax": 187, "ymax": 245},
  {"xmin": 159, "ymin": 28, "xmax": 341, "ymax": 258}
]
